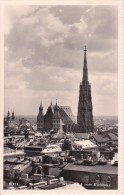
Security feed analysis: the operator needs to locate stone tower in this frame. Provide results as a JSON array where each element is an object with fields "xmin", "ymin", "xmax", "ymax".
[
  {"xmin": 77, "ymin": 46, "xmax": 94, "ymax": 133},
  {"xmin": 37, "ymin": 102, "xmax": 44, "ymax": 131}
]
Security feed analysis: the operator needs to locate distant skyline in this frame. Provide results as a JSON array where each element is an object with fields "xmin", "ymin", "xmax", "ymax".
[{"xmin": 4, "ymin": 5, "xmax": 118, "ymax": 116}]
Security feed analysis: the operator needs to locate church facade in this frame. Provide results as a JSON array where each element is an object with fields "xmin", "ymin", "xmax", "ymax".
[
  {"xmin": 37, "ymin": 101, "xmax": 75, "ymax": 132},
  {"xmin": 77, "ymin": 47, "xmax": 94, "ymax": 133},
  {"xmin": 4, "ymin": 110, "xmax": 15, "ymax": 127}
]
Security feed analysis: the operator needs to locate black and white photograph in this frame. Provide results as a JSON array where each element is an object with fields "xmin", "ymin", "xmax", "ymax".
[{"xmin": 1, "ymin": 0, "xmax": 123, "ymax": 193}]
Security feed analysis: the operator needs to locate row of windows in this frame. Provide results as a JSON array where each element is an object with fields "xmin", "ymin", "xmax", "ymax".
[
  {"xmin": 53, "ymin": 124, "xmax": 60, "ymax": 128},
  {"xmin": 53, "ymin": 120, "xmax": 60, "ymax": 123},
  {"xmin": 66, "ymin": 173, "xmax": 114, "ymax": 187},
  {"xmin": 61, "ymin": 115, "xmax": 74, "ymax": 117}
]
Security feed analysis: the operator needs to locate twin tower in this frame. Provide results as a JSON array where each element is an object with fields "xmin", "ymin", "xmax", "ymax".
[{"xmin": 77, "ymin": 46, "xmax": 94, "ymax": 133}]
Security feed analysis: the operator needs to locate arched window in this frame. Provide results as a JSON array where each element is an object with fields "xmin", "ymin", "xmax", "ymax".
[
  {"xmin": 106, "ymin": 176, "xmax": 111, "ymax": 186},
  {"xmin": 95, "ymin": 175, "xmax": 100, "ymax": 185},
  {"xmin": 84, "ymin": 175, "xmax": 90, "ymax": 184},
  {"xmin": 36, "ymin": 166, "xmax": 44, "ymax": 175}
]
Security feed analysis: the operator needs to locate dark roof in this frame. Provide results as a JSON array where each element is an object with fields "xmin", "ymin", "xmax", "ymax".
[
  {"xmin": 44, "ymin": 105, "xmax": 75, "ymax": 124},
  {"xmin": 59, "ymin": 106, "xmax": 75, "ymax": 123},
  {"xmin": 92, "ymin": 135, "xmax": 109, "ymax": 143},
  {"xmin": 106, "ymin": 133, "xmax": 118, "ymax": 141},
  {"xmin": 63, "ymin": 163, "xmax": 118, "ymax": 175}
]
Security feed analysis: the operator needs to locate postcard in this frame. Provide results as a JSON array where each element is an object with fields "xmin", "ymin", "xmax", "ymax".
[{"xmin": 0, "ymin": 0, "xmax": 123, "ymax": 194}]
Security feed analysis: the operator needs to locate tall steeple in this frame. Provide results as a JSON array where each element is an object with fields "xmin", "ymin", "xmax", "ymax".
[
  {"xmin": 54, "ymin": 99, "xmax": 59, "ymax": 113},
  {"xmin": 7, "ymin": 109, "xmax": 10, "ymax": 121},
  {"xmin": 55, "ymin": 99, "xmax": 58, "ymax": 106},
  {"xmin": 83, "ymin": 46, "xmax": 88, "ymax": 82},
  {"xmin": 37, "ymin": 101, "xmax": 44, "ymax": 131},
  {"xmin": 77, "ymin": 46, "xmax": 94, "ymax": 133},
  {"xmin": 12, "ymin": 110, "xmax": 15, "ymax": 121}
]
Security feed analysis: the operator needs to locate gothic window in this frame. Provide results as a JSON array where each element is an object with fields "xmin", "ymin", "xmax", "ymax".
[
  {"xmin": 95, "ymin": 175, "xmax": 100, "ymax": 185},
  {"xmin": 84, "ymin": 175, "xmax": 90, "ymax": 184},
  {"xmin": 106, "ymin": 176, "xmax": 111, "ymax": 186}
]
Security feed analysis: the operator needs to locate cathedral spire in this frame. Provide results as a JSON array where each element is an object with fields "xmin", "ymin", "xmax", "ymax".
[
  {"xmin": 77, "ymin": 46, "xmax": 94, "ymax": 133},
  {"xmin": 39, "ymin": 100, "xmax": 43, "ymax": 111},
  {"xmin": 83, "ymin": 46, "xmax": 88, "ymax": 82},
  {"xmin": 39, "ymin": 100, "xmax": 43, "ymax": 109},
  {"xmin": 12, "ymin": 109, "xmax": 15, "ymax": 121},
  {"xmin": 7, "ymin": 109, "xmax": 10, "ymax": 121},
  {"xmin": 7, "ymin": 109, "xmax": 10, "ymax": 117}
]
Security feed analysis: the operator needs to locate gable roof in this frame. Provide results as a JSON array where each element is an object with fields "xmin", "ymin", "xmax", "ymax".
[
  {"xmin": 92, "ymin": 134, "xmax": 109, "ymax": 143},
  {"xmin": 108, "ymin": 133, "xmax": 118, "ymax": 141},
  {"xmin": 59, "ymin": 106, "xmax": 75, "ymax": 123},
  {"xmin": 44, "ymin": 105, "xmax": 75, "ymax": 125}
]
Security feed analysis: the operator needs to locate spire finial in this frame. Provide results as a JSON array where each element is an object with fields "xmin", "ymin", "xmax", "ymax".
[
  {"xmin": 51, "ymin": 100, "xmax": 52, "ymax": 106},
  {"xmin": 12, "ymin": 109, "xmax": 14, "ymax": 115},
  {"xmin": 82, "ymin": 45, "xmax": 88, "ymax": 81},
  {"xmin": 84, "ymin": 45, "xmax": 87, "ymax": 52},
  {"xmin": 56, "ymin": 99, "xmax": 57, "ymax": 106},
  {"xmin": 12, "ymin": 109, "xmax": 15, "ymax": 120},
  {"xmin": 7, "ymin": 109, "xmax": 10, "ymax": 115},
  {"xmin": 40, "ymin": 100, "xmax": 42, "ymax": 107}
]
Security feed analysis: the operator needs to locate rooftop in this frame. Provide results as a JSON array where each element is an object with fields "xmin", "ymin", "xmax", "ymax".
[
  {"xmin": 63, "ymin": 163, "xmax": 118, "ymax": 175},
  {"xmin": 74, "ymin": 140, "xmax": 98, "ymax": 149},
  {"xmin": 105, "ymin": 133, "xmax": 118, "ymax": 141},
  {"xmin": 92, "ymin": 134, "xmax": 109, "ymax": 143}
]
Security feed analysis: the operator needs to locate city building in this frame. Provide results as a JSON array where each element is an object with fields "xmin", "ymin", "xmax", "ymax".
[
  {"xmin": 77, "ymin": 47, "xmax": 94, "ymax": 133},
  {"xmin": 61, "ymin": 163, "xmax": 118, "ymax": 189}
]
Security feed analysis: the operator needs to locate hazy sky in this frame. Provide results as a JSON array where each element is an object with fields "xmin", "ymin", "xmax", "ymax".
[{"xmin": 4, "ymin": 5, "xmax": 118, "ymax": 116}]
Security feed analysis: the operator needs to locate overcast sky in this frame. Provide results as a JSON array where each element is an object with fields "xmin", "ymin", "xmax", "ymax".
[{"xmin": 4, "ymin": 5, "xmax": 118, "ymax": 117}]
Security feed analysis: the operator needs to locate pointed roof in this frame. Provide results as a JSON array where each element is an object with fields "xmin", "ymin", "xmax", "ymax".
[
  {"xmin": 83, "ymin": 46, "xmax": 88, "ymax": 82},
  {"xmin": 54, "ymin": 99, "xmax": 59, "ymax": 110},
  {"xmin": 39, "ymin": 100, "xmax": 43, "ymax": 110},
  {"xmin": 7, "ymin": 109, "xmax": 10, "ymax": 117},
  {"xmin": 53, "ymin": 100, "xmax": 61, "ymax": 119},
  {"xmin": 12, "ymin": 109, "xmax": 15, "ymax": 119},
  {"xmin": 59, "ymin": 106, "xmax": 75, "ymax": 123}
]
